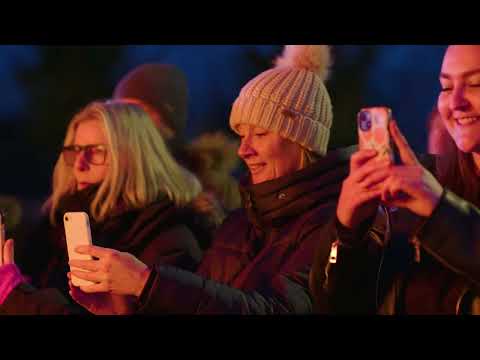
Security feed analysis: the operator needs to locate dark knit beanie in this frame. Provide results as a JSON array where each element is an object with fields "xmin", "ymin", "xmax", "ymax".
[{"xmin": 113, "ymin": 64, "xmax": 189, "ymax": 141}]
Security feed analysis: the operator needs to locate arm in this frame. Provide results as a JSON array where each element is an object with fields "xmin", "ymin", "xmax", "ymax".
[
  {"xmin": 136, "ymin": 228, "xmax": 320, "ymax": 315},
  {"xmin": 310, "ymin": 213, "xmax": 385, "ymax": 314},
  {"xmin": 0, "ymin": 282, "xmax": 82, "ymax": 315},
  {"xmin": 135, "ymin": 225, "xmax": 202, "ymax": 273},
  {"xmin": 308, "ymin": 147, "xmax": 391, "ymax": 314},
  {"xmin": 0, "ymin": 238, "xmax": 82, "ymax": 315},
  {"xmin": 417, "ymin": 190, "xmax": 480, "ymax": 288}
]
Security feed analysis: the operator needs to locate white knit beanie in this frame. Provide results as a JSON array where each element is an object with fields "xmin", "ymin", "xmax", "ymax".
[{"xmin": 230, "ymin": 45, "xmax": 333, "ymax": 156}]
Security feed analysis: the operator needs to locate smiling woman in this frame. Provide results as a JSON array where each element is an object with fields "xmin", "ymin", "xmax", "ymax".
[
  {"xmin": 310, "ymin": 45, "xmax": 480, "ymax": 315},
  {"xmin": 235, "ymin": 124, "xmax": 303, "ymax": 184},
  {"xmin": 436, "ymin": 45, "xmax": 480, "ymax": 203},
  {"xmin": 64, "ymin": 45, "xmax": 357, "ymax": 315}
]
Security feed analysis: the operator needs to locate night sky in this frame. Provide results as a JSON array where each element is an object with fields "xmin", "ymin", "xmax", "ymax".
[{"xmin": 0, "ymin": 45, "xmax": 447, "ymax": 200}]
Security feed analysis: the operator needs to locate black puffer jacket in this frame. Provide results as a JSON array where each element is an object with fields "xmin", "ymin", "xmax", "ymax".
[{"xmin": 136, "ymin": 146, "xmax": 355, "ymax": 314}]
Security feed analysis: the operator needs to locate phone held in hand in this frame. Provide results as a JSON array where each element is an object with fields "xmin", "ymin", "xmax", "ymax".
[
  {"xmin": 63, "ymin": 212, "xmax": 94, "ymax": 287},
  {"xmin": 357, "ymin": 107, "xmax": 395, "ymax": 163}
]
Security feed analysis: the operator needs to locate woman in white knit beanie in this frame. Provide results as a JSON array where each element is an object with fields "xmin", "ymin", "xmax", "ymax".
[
  {"xmin": 67, "ymin": 45, "xmax": 355, "ymax": 315},
  {"xmin": 230, "ymin": 45, "xmax": 334, "ymax": 183}
]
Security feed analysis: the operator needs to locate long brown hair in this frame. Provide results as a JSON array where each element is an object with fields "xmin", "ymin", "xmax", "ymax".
[{"xmin": 435, "ymin": 134, "xmax": 480, "ymax": 207}]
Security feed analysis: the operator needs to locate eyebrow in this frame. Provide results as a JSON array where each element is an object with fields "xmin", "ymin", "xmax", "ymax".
[{"xmin": 440, "ymin": 68, "xmax": 480, "ymax": 80}]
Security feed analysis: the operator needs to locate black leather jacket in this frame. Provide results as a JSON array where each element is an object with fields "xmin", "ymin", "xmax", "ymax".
[{"xmin": 310, "ymin": 157, "xmax": 480, "ymax": 314}]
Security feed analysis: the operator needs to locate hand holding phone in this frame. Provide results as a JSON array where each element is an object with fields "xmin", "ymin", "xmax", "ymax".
[
  {"xmin": 63, "ymin": 212, "xmax": 94, "ymax": 287},
  {"xmin": 357, "ymin": 107, "xmax": 395, "ymax": 163}
]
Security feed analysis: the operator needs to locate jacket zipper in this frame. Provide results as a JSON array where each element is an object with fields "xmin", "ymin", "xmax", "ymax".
[{"xmin": 375, "ymin": 205, "xmax": 391, "ymax": 311}]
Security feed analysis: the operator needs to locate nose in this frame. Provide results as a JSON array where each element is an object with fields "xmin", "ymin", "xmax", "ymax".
[
  {"xmin": 450, "ymin": 85, "xmax": 470, "ymax": 112},
  {"xmin": 74, "ymin": 150, "xmax": 89, "ymax": 172},
  {"xmin": 237, "ymin": 135, "xmax": 256, "ymax": 159}
]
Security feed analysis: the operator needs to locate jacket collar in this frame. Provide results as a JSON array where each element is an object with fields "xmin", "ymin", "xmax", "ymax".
[{"xmin": 239, "ymin": 145, "xmax": 356, "ymax": 229}]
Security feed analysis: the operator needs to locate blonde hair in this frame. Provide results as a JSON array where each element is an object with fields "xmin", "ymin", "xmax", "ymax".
[
  {"xmin": 301, "ymin": 148, "xmax": 320, "ymax": 168},
  {"xmin": 46, "ymin": 100, "xmax": 202, "ymax": 225}
]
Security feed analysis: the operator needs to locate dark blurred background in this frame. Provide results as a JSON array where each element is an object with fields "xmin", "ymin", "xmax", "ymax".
[{"xmin": 0, "ymin": 45, "xmax": 447, "ymax": 222}]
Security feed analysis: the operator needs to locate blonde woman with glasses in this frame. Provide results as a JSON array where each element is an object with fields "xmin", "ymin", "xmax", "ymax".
[{"xmin": 0, "ymin": 100, "xmax": 211, "ymax": 315}]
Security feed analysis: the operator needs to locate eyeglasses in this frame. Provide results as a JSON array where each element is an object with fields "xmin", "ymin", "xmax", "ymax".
[{"xmin": 62, "ymin": 144, "xmax": 108, "ymax": 167}]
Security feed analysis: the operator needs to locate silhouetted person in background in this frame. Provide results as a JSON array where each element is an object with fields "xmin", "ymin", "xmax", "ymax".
[{"xmin": 114, "ymin": 64, "xmax": 241, "ymax": 234}]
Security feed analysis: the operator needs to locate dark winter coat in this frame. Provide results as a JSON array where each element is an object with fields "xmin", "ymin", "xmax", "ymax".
[
  {"xmin": 0, "ymin": 187, "xmax": 206, "ymax": 315},
  {"xmin": 310, "ymin": 155, "xmax": 480, "ymax": 314},
  {"xmin": 136, "ymin": 146, "xmax": 356, "ymax": 314}
]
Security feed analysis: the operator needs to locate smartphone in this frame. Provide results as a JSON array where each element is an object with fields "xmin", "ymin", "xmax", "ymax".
[
  {"xmin": 63, "ymin": 212, "xmax": 94, "ymax": 287},
  {"xmin": 0, "ymin": 210, "xmax": 5, "ymax": 265},
  {"xmin": 357, "ymin": 107, "xmax": 395, "ymax": 163}
]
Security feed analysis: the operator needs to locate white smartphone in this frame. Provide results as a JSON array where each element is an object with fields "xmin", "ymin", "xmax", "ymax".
[
  {"xmin": 0, "ymin": 211, "xmax": 5, "ymax": 266},
  {"xmin": 63, "ymin": 212, "xmax": 94, "ymax": 287}
]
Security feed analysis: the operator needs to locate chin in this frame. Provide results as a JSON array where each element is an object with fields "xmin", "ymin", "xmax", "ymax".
[
  {"xmin": 251, "ymin": 175, "xmax": 270, "ymax": 185},
  {"xmin": 455, "ymin": 140, "xmax": 480, "ymax": 154}
]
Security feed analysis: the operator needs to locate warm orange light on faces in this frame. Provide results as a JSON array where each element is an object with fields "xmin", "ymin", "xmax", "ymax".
[
  {"xmin": 438, "ymin": 45, "xmax": 480, "ymax": 154},
  {"xmin": 236, "ymin": 124, "xmax": 303, "ymax": 184},
  {"xmin": 72, "ymin": 119, "xmax": 110, "ymax": 191}
]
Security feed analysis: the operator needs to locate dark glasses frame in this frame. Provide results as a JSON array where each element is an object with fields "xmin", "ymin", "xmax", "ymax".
[{"xmin": 62, "ymin": 144, "xmax": 108, "ymax": 167}]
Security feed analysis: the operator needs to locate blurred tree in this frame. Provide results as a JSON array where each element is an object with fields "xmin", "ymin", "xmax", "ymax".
[
  {"xmin": 244, "ymin": 45, "xmax": 282, "ymax": 73},
  {"xmin": 15, "ymin": 46, "xmax": 126, "ymax": 195},
  {"xmin": 328, "ymin": 45, "xmax": 379, "ymax": 150}
]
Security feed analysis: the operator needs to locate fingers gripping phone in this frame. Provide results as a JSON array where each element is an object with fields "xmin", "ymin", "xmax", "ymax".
[
  {"xmin": 357, "ymin": 107, "xmax": 395, "ymax": 163},
  {"xmin": 63, "ymin": 212, "xmax": 94, "ymax": 287}
]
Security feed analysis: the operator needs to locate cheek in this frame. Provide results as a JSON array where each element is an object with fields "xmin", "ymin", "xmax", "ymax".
[
  {"xmin": 470, "ymin": 93, "xmax": 480, "ymax": 109},
  {"xmin": 87, "ymin": 165, "xmax": 109, "ymax": 183},
  {"xmin": 276, "ymin": 143, "xmax": 302, "ymax": 172},
  {"xmin": 97, "ymin": 165, "xmax": 109, "ymax": 180},
  {"xmin": 437, "ymin": 98, "xmax": 454, "ymax": 128},
  {"xmin": 437, "ymin": 95, "xmax": 450, "ymax": 117}
]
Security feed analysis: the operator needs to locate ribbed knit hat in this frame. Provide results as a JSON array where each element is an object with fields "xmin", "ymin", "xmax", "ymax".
[
  {"xmin": 113, "ymin": 64, "xmax": 188, "ymax": 142},
  {"xmin": 230, "ymin": 45, "xmax": 333, "ymax": 156}
]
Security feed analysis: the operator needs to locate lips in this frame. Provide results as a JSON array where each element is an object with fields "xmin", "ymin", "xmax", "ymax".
[
  {"xmin": 456, "ymin": 116, "xmax": 480, "ymax": 126},
  {"xmin": 78, "ymin": 182, "xmax": 93, "ymax": 190}
]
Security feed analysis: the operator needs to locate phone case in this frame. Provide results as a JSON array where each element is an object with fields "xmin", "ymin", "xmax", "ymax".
[
  {"xmin": 63, "ymin": 212, "xmax": 94, "ymax": 287},
  {"xmin": 358, "ymin": 107, "xmax": 394, "ymax": 162}
]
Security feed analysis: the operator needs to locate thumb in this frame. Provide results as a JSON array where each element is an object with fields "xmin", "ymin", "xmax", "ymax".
[{"xmin": 3, "ymin": 238, "xmax": 14, "ymax": 265}]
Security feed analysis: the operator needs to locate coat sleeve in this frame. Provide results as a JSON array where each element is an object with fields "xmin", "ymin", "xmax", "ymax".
[
  {"xmin": 0, "ymin": 220, "xmax": 203, "ymax": 315},
  {"xmin": 0, "ymin": 217, "xmax": 84, "ymax": 315},
  {"xmin": 417, "ymin": 190, "xmax": 480, "ymax": 288},
  {"xmin": 135, "ymin": 225, "xmax": 203, "ymax": 273},
  {"xmin": 0, "ymin": 283, "xmax": 83, "ymax": 315},
  {"xmin": 136, "ymin": 225, "xmax": 322, "ymax": 315},
  {"xmin": 309, "ymin": 213, "xmax": 386, "ymax": 314}
]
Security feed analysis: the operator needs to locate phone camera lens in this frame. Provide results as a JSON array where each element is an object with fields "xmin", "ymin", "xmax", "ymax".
[
  {"xmin": 358, "ymin": 111, "xmax": 372, "ymax": 132},
  {"xmin": 65, "ymin": 216, "xmax": 69, "ymax": 222}
]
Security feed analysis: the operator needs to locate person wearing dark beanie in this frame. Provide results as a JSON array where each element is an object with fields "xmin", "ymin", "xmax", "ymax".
[{"xmin": 113, "ymin": 63, "xmax": 242, "ymax": 228}]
